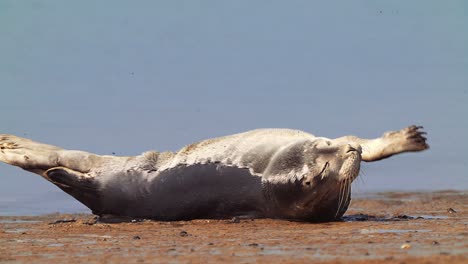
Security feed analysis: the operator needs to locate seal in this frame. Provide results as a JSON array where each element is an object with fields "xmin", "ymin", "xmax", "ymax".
[{"xmin": 0, "ymin": 125, "xmax": 428, "ymax": 222}]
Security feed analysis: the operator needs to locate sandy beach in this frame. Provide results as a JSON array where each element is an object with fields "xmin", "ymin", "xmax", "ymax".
[{"xmin": 1, "ymin": 191, "xmax": 466, "ymax": 263}]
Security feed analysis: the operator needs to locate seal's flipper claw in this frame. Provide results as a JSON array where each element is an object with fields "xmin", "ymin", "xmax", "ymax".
[{"xmin": 401, "ymin": 125, "xmax": 429, "ymax": 151}]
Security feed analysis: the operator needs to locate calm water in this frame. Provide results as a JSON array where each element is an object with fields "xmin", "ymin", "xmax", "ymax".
[{"xmin": 0, "ymin": 191, "xmax": 90, "ymax": 216}]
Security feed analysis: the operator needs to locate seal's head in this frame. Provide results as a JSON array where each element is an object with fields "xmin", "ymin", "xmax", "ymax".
[{"xmin": 262, "ymin": 138, "xmax": 362, "ymax": 222}]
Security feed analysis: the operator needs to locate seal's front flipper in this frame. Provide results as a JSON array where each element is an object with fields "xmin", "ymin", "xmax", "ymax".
[
  {"xmin": 361, "ymin": 125, "xmax": 429, "ymax": 161},
  {"xmin": 45, "ymin": 167, "xmax": 102, "ymax": 212},
  {"xmin": 333, "ymin": 125, "xmax": 429, "ymax": 162}
]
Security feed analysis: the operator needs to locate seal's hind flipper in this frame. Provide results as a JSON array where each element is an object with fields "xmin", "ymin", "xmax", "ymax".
[
  {"xmin": 0, "ymin": 134, "xmax": 62, "ymax": 173},
  {"xmin": 45, "ymin": 167, "xmax": 102, "ymax": 212},
  {"xmin": 1, "ymin": 134, "xmax": 108, "ymax": 177},
  {"xmin": 46, "ymin": 167, "xmax": 98, "ymax": 191}
]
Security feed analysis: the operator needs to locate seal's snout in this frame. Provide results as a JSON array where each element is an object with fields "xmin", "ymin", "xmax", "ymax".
[{"xmin": 345, "ymin": 144, "xmax": 362, "ymax": 154}]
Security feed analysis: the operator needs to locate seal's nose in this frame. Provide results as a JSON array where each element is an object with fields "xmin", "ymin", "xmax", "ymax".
[{"xmin": 345, "ymin": 144, "xmax": 362, "ymax": 154}]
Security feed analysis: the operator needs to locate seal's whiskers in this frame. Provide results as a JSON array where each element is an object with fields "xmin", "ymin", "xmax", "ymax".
[
  {"xmin": 344, "ymin": 178, "xmax": 351, "ymax": 214},
  {"xmin": 335, "ymin": 179, "xmax": 345, "ymax": 218},
  {"xmin": 335, "ymin": 178, "xmax": 352, "ymax": 219}
]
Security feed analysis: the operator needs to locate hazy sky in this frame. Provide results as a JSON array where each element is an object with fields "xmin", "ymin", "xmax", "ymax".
[{"xmin": 1, "ymin": 1, "xmax": 467, "ymax": 214}]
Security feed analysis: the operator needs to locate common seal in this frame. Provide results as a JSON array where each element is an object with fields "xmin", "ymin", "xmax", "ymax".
[{"xmin": 0, "ymin": 125, "xmax": 428, "ymax": 222}]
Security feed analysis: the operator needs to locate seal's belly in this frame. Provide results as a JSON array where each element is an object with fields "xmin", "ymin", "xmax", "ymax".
[{"xmin": 100, "ymin": 164, "xmax": 265, "ymax": 220}]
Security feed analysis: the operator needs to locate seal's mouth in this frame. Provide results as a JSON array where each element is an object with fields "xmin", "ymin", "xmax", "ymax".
[{"xmin": 319, "ymin": 161, "xmax": 329, "ymax": 179}]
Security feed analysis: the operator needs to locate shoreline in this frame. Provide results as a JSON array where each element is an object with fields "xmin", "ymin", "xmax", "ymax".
[{"xmin": 1, "ymin": 191, "xmax": 467, "ymax": 263}]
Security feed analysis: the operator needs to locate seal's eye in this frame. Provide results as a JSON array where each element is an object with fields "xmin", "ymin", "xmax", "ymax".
[{"xmin": 326, "ymin": 141, "xmax": 331, "ymax": 146}]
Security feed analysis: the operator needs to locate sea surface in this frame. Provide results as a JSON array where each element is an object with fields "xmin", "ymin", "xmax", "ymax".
[{"xmin": 0, "ymin": 191, "xmax": 90, "ymax": 216}]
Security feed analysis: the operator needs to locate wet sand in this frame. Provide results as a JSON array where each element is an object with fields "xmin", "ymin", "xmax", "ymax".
[{"xmin": 1, "ymin": 191, "xmax": 467, "ymax": 263}]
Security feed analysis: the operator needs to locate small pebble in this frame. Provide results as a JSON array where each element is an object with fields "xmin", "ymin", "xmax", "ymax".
[
  {"xmin": 395, "ymin": 214, "xmax": 413, "ymax": 220},
  {"xmin": 133, "ymin": 236, "xmax": 141, "ymax": 240},
  {"xmin": 400, "ymin": 243, "xmax": 411, "ymax": 249},
  {"xmin": 432, "ymin": 241, "xmax": 440, "ymax": 245},
  {"xmin": 447, "ymin": 208, "xmax": 457, "ymax": 214},
  {"xmin": 179, "ymin": 231, "xmax": 188, "ymax": 237},
  {"xmin": 48, "ymin": 219, "xmax": 76, "ymax": 225}
]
